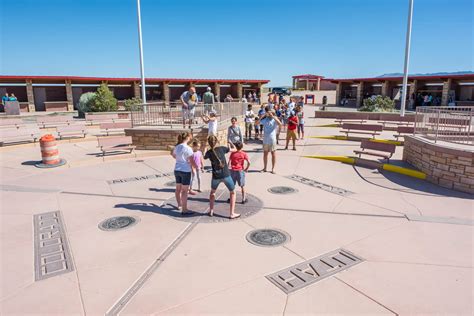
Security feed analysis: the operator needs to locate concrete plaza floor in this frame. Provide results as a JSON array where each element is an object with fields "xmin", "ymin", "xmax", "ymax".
[{"xmin": 1, "ymin": 108, "xmax": 473, "ymax": 315}]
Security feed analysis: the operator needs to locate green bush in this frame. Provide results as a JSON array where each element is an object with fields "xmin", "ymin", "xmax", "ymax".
[
  {"xmin": 124, "ymin": 97, "xmax": 143, "ymax": 111},
  {"xmin": 359, "ymin": 95, "xmax": 395, "ymax": 112},
  {"xmin": 77, "ymin": 92, "xmax": 96, "ymax": 113},
  {"xmin": 90, "ymin": 83, "xmax": 118, "ymax": 112}
]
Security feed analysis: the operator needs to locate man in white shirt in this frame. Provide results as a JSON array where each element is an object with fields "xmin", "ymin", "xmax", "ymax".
[{"xmin": 244, "ymin": 103, "xmax": 255, "ymax": 141}]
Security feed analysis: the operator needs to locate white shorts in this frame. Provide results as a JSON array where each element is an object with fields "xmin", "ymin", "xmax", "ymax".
[{"xmin": 182, "ymin": 108, "xmax": 195, "ymax": 120}]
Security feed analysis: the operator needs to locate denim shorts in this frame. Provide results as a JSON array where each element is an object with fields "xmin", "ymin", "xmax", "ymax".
[
  {"xmin": 211, "ymin": 175, "xmax": 235, "ymax": 191},
  {"xmin": 174, "ymin": 170, "xmax": 192, "ymax": 186},
  {"xmin": 230, "ymin": 170, "xmax": 246, "ymax": 187}
]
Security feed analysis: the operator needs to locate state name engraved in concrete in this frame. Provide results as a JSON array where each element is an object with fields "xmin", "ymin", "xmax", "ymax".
[
  {"xmin": 33, "ymin": 211, "xmax": 74, "ymax": 281},
  {"xmin": 266, "ymin": 249, "xmax": 363, "ymax": 293},
  {"xmin": 107, "ymin": 172, "xmax": 173, "ymax": 185},
  {"xmin": 287, "ymin": 174, "xmax": 353, "ymax": 196}
]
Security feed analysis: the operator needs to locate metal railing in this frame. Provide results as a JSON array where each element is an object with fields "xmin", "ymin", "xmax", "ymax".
[
  {"xmin": 414, "ymin": 106, "xmax": 474, "ymax": 145},
  {"xmin": 130, "ymin": 101, "xmax": 246, "ymax": 128}
]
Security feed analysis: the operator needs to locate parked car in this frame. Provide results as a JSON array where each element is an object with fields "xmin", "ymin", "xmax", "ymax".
[{"xmin": 271, "ymin": 87, "xmax": 292, "ymax": 96}]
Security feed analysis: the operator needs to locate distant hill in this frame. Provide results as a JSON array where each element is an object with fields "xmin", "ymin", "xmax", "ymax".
[{"xmin": 377, "ymin": 71, "xmax": 474, "ymax": 78}]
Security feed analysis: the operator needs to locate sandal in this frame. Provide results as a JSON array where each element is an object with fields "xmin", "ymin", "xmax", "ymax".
[{"xmin": 229, "ymin": 213, "xmax": 241, "ymax": 219}]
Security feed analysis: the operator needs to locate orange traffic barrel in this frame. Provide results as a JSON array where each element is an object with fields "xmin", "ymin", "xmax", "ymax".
[{"xmin": 39, "ymin": 134, "xmax": 60, "ymax": 165}]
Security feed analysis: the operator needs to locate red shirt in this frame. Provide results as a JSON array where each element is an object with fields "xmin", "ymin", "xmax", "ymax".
[
  {"xmin": 288, "ymin": 116, "xmax": 298, "ymax": 131},
  {"xmin": 229, "ymin": 150, "xmax": 249, "ymax": 171}
]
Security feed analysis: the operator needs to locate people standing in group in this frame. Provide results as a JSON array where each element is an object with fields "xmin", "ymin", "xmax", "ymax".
[
  {"xmin": 229, "ymin": 142, "xmax": 251, "ymax": 204},
  {"xmin": 274, "ymin": 104, "xmax": 283, "ymax": 145},
  {"xmin": 253, "ymin": 92, "xmax": 258, "ymax": 104},
  {"xmin": 295, "ymin": 105, "xmax": 305, "ymax": 140},
  {"xmin": 227, "ymin": 117, "xmax": 243, "ymax": 145},
  {"xmin": 244, "ymin": 104, "xmax": 255, "ymax": 141},
  {"xmin": 202, "ymin": 111, "xmax": 218, "ymax": 137},
  {"xmin": 190, "ymin": 139, "xmax": 204, "ymax": 194},
  {"xmin": 248, "ymin": 92, "xmax": 253, "ymax": 102},
  {"xmin": 267, "ymin": 93, "xmax": 276, "ymax": 109},
  {"xmin": 203, "ymin": 87, "xmax": 215, "ymax": 114},
  {"xmin": 8, "ymin": 94, "xmax": 17, "ymax": 101},
  {"xmin": 260, "ymin": 108, "xmax": 282, "ymax": 173},
  {"xmin": 180, "ymin": 87, "xmax": 198, "ymax": 129},
  {"xmin": 284, "ymin": 110, "xmax": 298, "ymax": 151},
  {"xmin": 224, "ymin": 94, "xmax": 234, "ymax": 102},
  {"xmin": 204, "ymin": 136, "xmax": 240, "ymax": 219},
  {"xmin": 171, "ymin": 132, "xmax": 196, "ymax": 215},
  {"xmin": 297, "ymin": 96, "xmax": 304, "ymax": 108}
]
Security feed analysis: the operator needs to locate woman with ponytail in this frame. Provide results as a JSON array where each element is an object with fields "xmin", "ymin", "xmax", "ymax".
[
  {"xmin": 170, "ymin": 131, "xmax": 196, "ymax": 215},
  {"xmin": 204, "ymin": 135, "xmax": 240, "ymax": 219}
]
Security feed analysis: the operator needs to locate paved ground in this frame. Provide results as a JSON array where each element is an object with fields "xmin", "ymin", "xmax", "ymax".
[{"xmin": 1, "ymin": 105, "xmax": 473, "ymax": 315}]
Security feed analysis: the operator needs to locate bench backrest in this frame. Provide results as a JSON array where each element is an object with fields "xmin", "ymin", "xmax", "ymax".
[
  {"xmin": 0, "ymin": 127, "xmax": 41, "ymax": 138},
  {"xmin": 37, "ymin": 116, "xmax": 71, "ymax": 124},
  {"xmin": 342, "ymin": 123, "xmax": 383, "ymax": 132},
  {"xmin": 0, "ymin": 119, "xmax": 24, "ymax": 127},
  {"xmin": 98, "ymin": 136, "xmax": 133, "ymax": 147},
  {"xmin": 360, "ymin": 139, "xmax": 396, "ymax": 153},
  {"xmin": 336, "ymin": 113, "xmax": 369, "ymax": 120},
  {"xmin": 379, "ymin": 113, "xmax": 415, "ymax": 122},
  {"xmin": 397, "ymin": 126, "xmax": 415, "ymax": 134},
  {"xmin": 86, "ymin": 114, "xmax": 118, "ymax": 121},
  {"xmin": 56, "ymin": 124, "xmax": 86, "ymax": 133},
  {"xmin": 100, "ymin": 122, "xmax": 132, "ymax": 129}
]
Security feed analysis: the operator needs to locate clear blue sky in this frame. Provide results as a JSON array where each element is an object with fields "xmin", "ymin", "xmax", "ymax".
[{"xmin": 1, "ymin": 0, "xmax": 472, "ymax": 86}]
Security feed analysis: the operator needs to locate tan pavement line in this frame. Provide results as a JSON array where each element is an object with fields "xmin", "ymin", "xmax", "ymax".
[
  {"xmin": 106, "ymin": 189, "xmax": 227, "ymax": 316},
  {"xmin": 60, "ymin": 191, "xmax": 168, "ymax": 202},
  {"xmin": 263, "ymin": 206, "xmax": 407, "ymax": 219},
  {"xmin": 368, "ymin": 260, "xmax": 473, "ymax": 269},
  {"xmin": 334, "ymin": 276, "xmax": 399, "ymax": 315}
]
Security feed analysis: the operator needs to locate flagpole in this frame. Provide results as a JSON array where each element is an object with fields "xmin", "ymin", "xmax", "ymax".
[
  {"xmin": 137, "ymin": 0, "xmax": 147, "ymax": 105},
  {"xmin": 400, "ymin": 0, "xmax": 414, "ymax": 117}
]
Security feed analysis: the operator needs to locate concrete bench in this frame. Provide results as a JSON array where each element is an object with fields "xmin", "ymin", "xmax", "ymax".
[
  {"xmin": 377, "ymin": 114, "xmax": 415, "ymax": 128},
  {"xmin": 56, "ymin": 124, "xmax": 87, "ymax": 139},
  {"xmin": 100, "ymin": 122, "xmax": 132, "ymax": 136},
  {"xmin": 0, "ymin": 127, "xmax": 41, "ymax": 146},
  {"xmin": 393, "ymin": 126, "xmax": 414, "ymax": 140},
  {"xmin": 334, "ymin": 113, "xmax": 369, "ymax": 124},
  {"xmin": 97, "ymin": 136, "xmax": 135, "ymax": 156},
  {"xmin": 37, "ymin": 116, "xmax": 73, "ymax": 128},
  {"xmin": 340, "ymin": 123, "xmax": 383, "ymax": 138},
  {"xmin": 354, "ymin": 139, "xmax": 396, "ymax": 162},
  {"xmin": 86, "ymin": 114, "xmax": 122, "ymax": 125},
  {"xmin": 0, "ymin": 119, "xmax": 26, "ymax": 129}
]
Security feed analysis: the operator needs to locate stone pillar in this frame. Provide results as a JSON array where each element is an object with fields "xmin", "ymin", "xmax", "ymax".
[
  {"xmin": 213, "ymin": 83, "xmax": 221, "ymax": 102},
  {"xmin": 236, "ymin": 82, "xmax": 243, "ymax": 100},
  {"xmin": 292, "ymin": 78, "xmax": 296, "ymax": 89},
  {"xmin": 26, "ymin": 79, "xmax": 35, "ymax": 112},
  {"xmin": 381, "ymin": 80, "xmax": 389, "ymax": 97},
  {"xmin": 305, "ymin": 79, "xmax": 309, "ymax": 90},
  {"xmin": 133, "ymin": 81, "xmax": 141, "ymax": 98},
  {"xmin": 162, "ymin": 82, "xmax": 170, "ymax": 104},
  {"xmin": 356, "ymin": 82, "xmax": 364, "ymax": 107},
  {"xmin": 441, "ymin": 78, "xmax": 452, "ymax": 106},
  {"xmin": 335, "ymin": 82, "xmax": 342, "ymax": 106},
  {"xmin": 317, "ymin": 78, "xmax": 321, "ymax": 91},
  {"xmin": 65, "ymin": 80, "xmax": 74, "ymax": 111}
]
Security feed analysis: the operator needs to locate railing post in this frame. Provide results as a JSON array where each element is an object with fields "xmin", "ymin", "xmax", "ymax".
[
  {"xmin": 468, "ymin": 109, "xmax": 472, "ymax": 145},
  {"xmin": 434, "ymin": 108, "xmax": 440, "ymax": 143}
]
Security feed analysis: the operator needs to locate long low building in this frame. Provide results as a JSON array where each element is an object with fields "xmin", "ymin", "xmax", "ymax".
[
  {"xmin": 331, "ymin": 73, "xmax": 474, "ymax": 108},
  {"xmin": 0, "ymin": 75, "xmax": 269, "ymax": 112}
]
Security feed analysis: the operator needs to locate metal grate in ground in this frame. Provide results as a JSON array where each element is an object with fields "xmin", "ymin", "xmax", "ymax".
[{"xmin": 287, "ymin": 174, "xmax": 353, "ymax": 196}]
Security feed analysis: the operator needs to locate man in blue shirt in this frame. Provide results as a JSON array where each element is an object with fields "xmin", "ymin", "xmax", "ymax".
[
  {"xmin": 2, "ymin": 93, "xmax": 9, "ymax": 106},
  {"xmin": 260, "ymin": 109, "xmax": 282, "ymax": 174},
  {"xmin": 180, "ymin": 87, "xmax": 198, "ymax": 129}
]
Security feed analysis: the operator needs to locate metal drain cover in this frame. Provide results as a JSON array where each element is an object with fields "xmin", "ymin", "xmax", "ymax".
[
  {"xmin": 268, "ymin": 186, "xmax": 297, "ymax": 195},
  {"xmin": 99, "ymin": 216, "xmax": 138, "ymax": 231},
  {"xmin": 246, "ymin": 229, "xmax": 290, "ymax": 247}
]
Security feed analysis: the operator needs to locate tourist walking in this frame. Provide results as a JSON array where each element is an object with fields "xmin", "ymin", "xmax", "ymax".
[
  {"xmin": 190, "ymin": 139, "xmax": 204, "ymax": 193},
  {"xmin": 296, "ymin": 106, "xmax": 305, "ymax": 139},
  {"xmin": 229, "ymin": 142, "xmax": 251, "ymax": 204},
  {"xmin": 204, "ymin": 136, "xmax": 240, "ymax": 219},
  {"xmin": 284, "ymin": 110, "xmax": 298, "ymax": 150},
  {"xmin": 227, "ymin": 117, "xmax": 243, "ymax": 144},
  {"xmin": 260, "ymin": 108, "xmax": 282, "ymax": 173},
  {"xmin": 203, "ymin": 87, "xmax": 215, "ymax": 114},
  {"xmin": 170, "ymin": 132, "xmax": 196, "ymax": 215},
  {"xmin": 180, "ymin": 87, "xmax": 198, "ymax": 129},
  {"xmin": 244, "ymin": 104, "xmax": 255, "ymax": 140}
]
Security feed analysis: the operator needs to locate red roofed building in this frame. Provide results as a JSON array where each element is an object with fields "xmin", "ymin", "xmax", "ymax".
[
  {"xmin": 0, "ymin": 75, "xmax": 269, "ymax": 112},
  {"xmin": 292, "ymin": 74, "xmax": 336, "ymax": 91}
]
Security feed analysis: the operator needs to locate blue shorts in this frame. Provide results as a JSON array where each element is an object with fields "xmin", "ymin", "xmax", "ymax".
[
  {"xmin": 174, "ymin": 170, "xmax": 191, "ymax": 186},
  {"xmin": 230, "ymin": 170, "xmax": 246, "ymax": 187},
  {"xmin": 211, "ymin": 175, "xmax": 235, "ymax": 191}
]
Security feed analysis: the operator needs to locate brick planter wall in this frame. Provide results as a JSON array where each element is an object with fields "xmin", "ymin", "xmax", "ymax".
[{"xmin": 403, "ymin": 135, "xmax": 474, "ymax": 194}]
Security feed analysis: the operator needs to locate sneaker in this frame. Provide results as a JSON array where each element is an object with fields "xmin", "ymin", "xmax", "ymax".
[{"xmin": 241, "ymin": 199, "xmax": 248, "ymax": 204}]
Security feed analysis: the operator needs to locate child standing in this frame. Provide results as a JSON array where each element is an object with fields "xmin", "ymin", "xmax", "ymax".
[
  {"xmin": 254, "ymin": 116, "xmax": 261, "ymax": 140},
  {"xmin": 284, "ymin": 111, "xmax": 299, "ymax": 150},
  {"xmin": 229, "ymin": 142, "xmax": 251, "ymax": 204},
  {"xmin": 202, "ymin": 111, "xmax": 218, "ymax": 136},
  {"xmin": 190, "ymin": 140, "xmax": 204, "ymax": 193},
  {"xmin": 296, "ymin": 106, "xmax": 305, "ymax": 140},
  {"xmin": 244, "ymin": 104, "xmax": 255, "ymax": 141}
]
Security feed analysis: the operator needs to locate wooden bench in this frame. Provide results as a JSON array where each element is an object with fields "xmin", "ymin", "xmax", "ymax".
[
  {"xmin": 97, "ymin": 136, "xmax": 135, "ymax": 156},
  {"xmin": 56, "ymin": 124, "xmax": 87, "ymax": 139},
  {"xmin": 0, "ymin": 127, "xmax": 41, "ymax": 146},
  {"xmin": 340, "ymin": 123, "xmax": 383, "ymax": 138},
  {"xmin": 354, "ymin": 139, "xmax": 396, "ymax": 162},
  {"xmin": 100, "ymin": 122, "xmax": 132, "ymax": 136},
  {"xmin": 85, "ymin": 114, "xmax": 119, "ymax": 125},
  {"xmin": 334, "ymin": 113, "xmax": 369, "ymax": 124},
  {"xmin": 0, "ymin": 119, "xmax": 26, "ymax": 129},
  {"xmin": 36, "ymin": 116, "xmax": 73, "ymax": 128},
  {"xmin": 393, "ymin": 126, "xmax": 414, "ymax": 140}
]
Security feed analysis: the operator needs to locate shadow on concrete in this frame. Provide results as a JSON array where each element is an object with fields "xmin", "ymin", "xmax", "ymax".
[
  {"xmin": 352, "ymin": 165, "xmax": 473, "ymax": 199},
  {"xmin": 149, "ymin": 188, "xmax": 175, "ymax": 193},
  {"xmin": 21, "ymin": 160, "xmax": 40, "ymax": 166}
]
